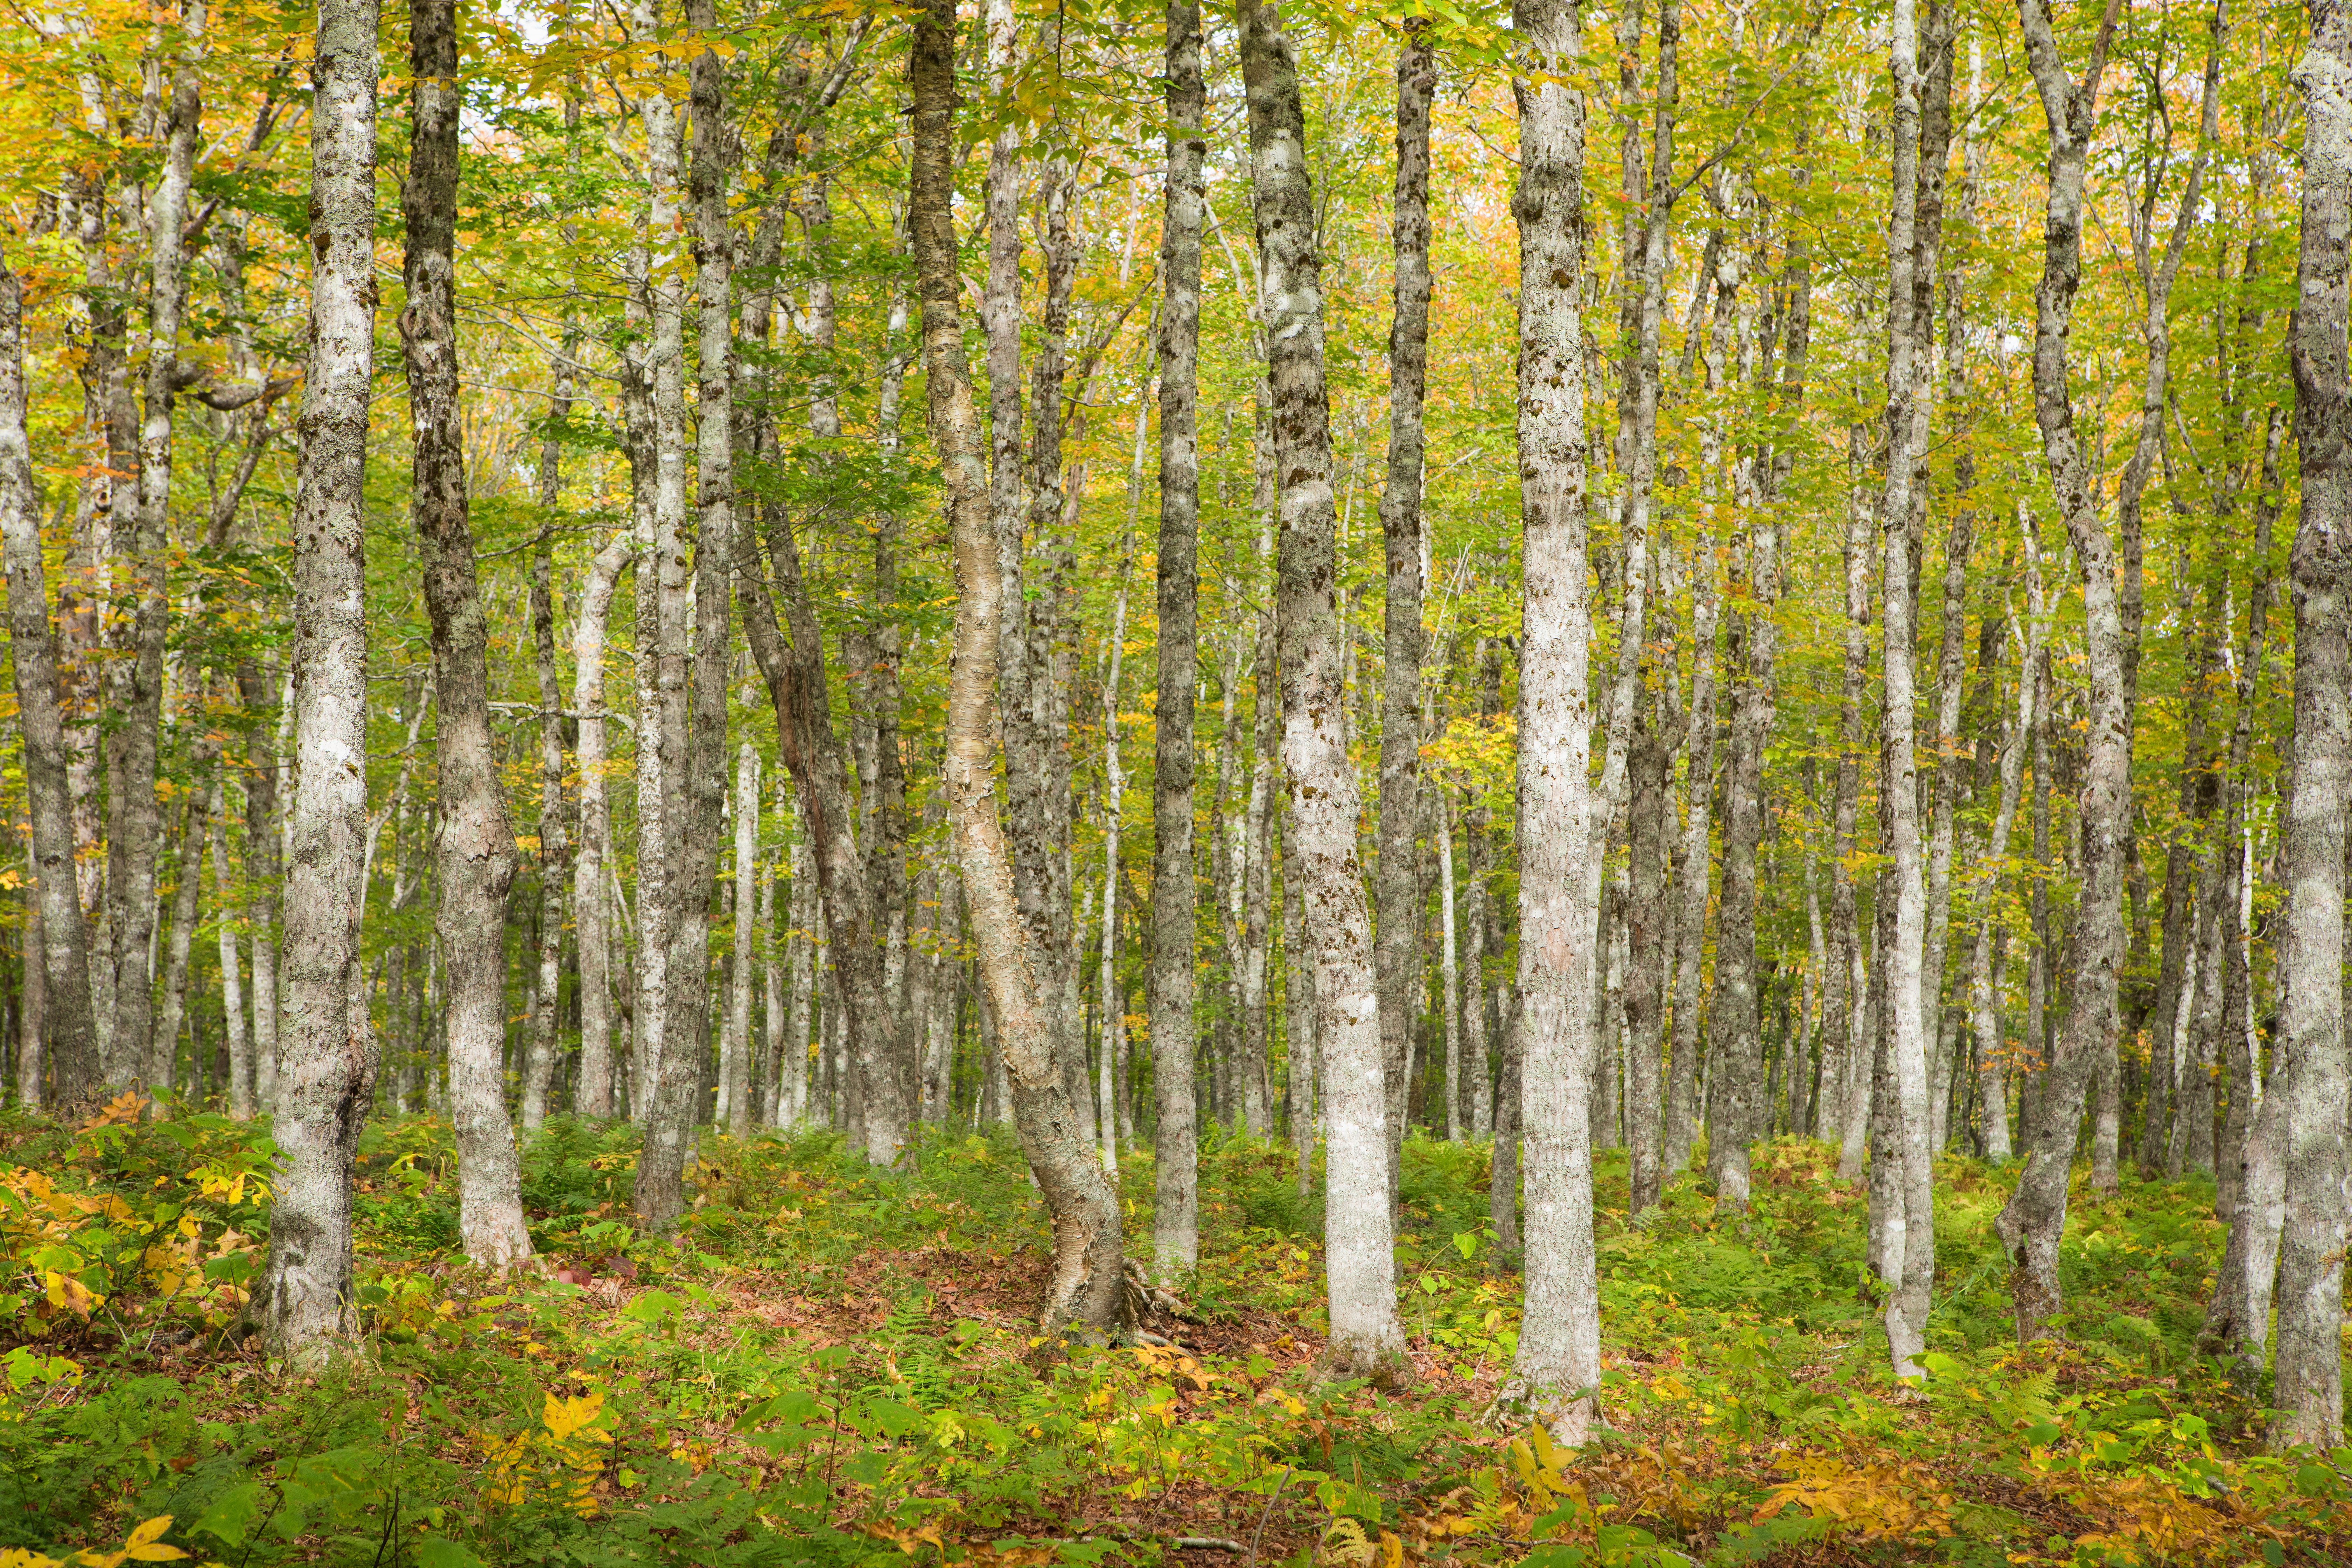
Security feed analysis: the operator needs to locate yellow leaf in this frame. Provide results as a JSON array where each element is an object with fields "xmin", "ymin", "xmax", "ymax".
[
  {"xmin": 542, "ymin": 1389, "xmax": 609, "ymax": 1444},
  {"xmin": 44, "ymin": 1270, "xmax": 100, "ymax": 1317},
  {"xmin": 120, "ymin": 1516, "xmax": 188, "ymax": 1562}
]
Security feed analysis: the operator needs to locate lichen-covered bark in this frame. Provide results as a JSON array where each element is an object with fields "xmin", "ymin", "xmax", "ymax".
[
  {"xmin": 254, "ymin": 0, "xmax": 379, "ymax": 1361},
  {"xmin": 403, "ymin": 0, "xmax": 530, "ymax": 1270},
  {"xmin": 2270, "ymin": 0, "xmax": 2352, "ymax": 1448},
  {"xmin": 1507, "ymin": 0, "xmax": 1602, "ymax": 1443},
  {"xmin": 1996, "ymin": 0, "xmax": 2130, "ymax": 1345},
  {"xmin": 0, "ymin": 249, "xmax": 100, "ymax": 1107},
  {"xmin": 1376, "ymin": 17, "xmax": 1436, "ymax": 1188},
  {"xmin": 1239, "ymin": 0, "xmax": 1406, "ymax": 1380}
]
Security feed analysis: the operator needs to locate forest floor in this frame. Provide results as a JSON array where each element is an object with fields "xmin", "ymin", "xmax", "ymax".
[{"xmin": 3, "ymin": 1101, "xmax": 2349, "ymax": 1567}]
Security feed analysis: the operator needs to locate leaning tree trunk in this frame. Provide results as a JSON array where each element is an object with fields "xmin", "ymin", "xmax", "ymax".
[
  {"xmin": 2270, "ymin": 0, "xmax": 2352, "ymax": 1448},
  {"xmin": 910, "ymin": 0, "xmax": 1124, "ymax": 1342},
  {"xmin": 253, "ymin": 0, "xmax": 380, "ymax": 1361},
  {"xmin": 1239, "ymin": 0, "xmax": 1407, "ymax": 1381},
  {"xmin": 1995, "ymin": 0, "xmax": 2130, "ymax": 1345},
  {"xmin": 1505, "ymin": 0, "xmax": 1603, "ymax": 1446},
  {"xmin": 0, "ymin": 246, "xmax": 102, "ymax": 1106},
  {"xmin": 403, "ymin": 0, "xmax": 531, "ymax": 1270},
  {"xmin": 1375, "ymin": 16, "xmax": 1436, "ymax": 1201}
]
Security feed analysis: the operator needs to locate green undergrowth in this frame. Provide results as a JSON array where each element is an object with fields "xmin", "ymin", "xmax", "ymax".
[{"xmin": 2, "ymin": 1101, "xmax": 2348, "ymax": 1568}]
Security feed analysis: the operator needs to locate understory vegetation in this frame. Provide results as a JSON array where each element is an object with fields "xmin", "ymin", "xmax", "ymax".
[{"xmin": 4, "ymin": 1106, "xmax": 2347, "ymax": 1567}]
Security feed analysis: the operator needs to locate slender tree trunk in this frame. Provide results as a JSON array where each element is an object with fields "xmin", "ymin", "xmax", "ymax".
[
  {"xmin": 634, "ymin": 0, "xmax": 736, "ymax": 1218},
  {"xmin": 1098, "ymin": 385, "xmax": 1147, "ymax": 1174},
  {"xmin": 1971, "ymin": 532, "xmax": 2044, "ymax": 1164},
  {"xmin": 1506, "ymin": 0, "xmax": 1602, "ymax": 1442},
  {"xmin": 104, "ymin": 0, "xmax": 207, "ymax": 1091},
  {"xmin": 759, "ymin": 836, "xmax": 785, "ymax": 1126},
  {"xmin": 571, "ymin": 536, "xmax": 630, "ymax": 1116},
  {"xmin": 19, "ymin": 833, "xmax": 42, "ymax": 1109},
  {"xmin": 2270, "ymin": 0, "xmax": 2352, "ymax": 1446},
  {"xmin": 1868, "ymin": 0, "xmax": 1954, "ymax": 1377},
  {"xmin": 1375, "ymin": 16, "xmax": 1437, "ymax": 1198},
  {"xmin": 1142, "ymin": 0, "xmax": 1208, "ymax": 1282},
  {"xmin": 786, "ymin": 834, "xmax": 816, "ymax": 1126},
  {"xmin": 1625, "ymin": 690, "xmax": 1672, "ymax": 1213},
  {"xmin": 621, "ymin": 0, "xmax": 687, "ymax": 1160},
  {"xmin": 211, "ymin": 786, "xmax": 251, "ymax": 1119},
  {"xmin": 1832, "ymin": 421, "xmax": 1873, "ymax": 1182},
  {"xmin": 0, "ymin": 248, "xmax": 101, "ymax": 1106},
  {"xmin": 239, "ymin": 660, "xmax": 282, "ymax": 1115},
  {"xmin": 404, "ymin": 0, "xmax": 530, "ymax": 1269},
  {"xmin": 1664, "ymin": 551, "xmax": 1717, "ymax": 1172},
  {"xmin": 722, "ymin": 744, "xmax": 760, "ymax": 1134},
  {"xmin": 1237, "ymin": 0, "xmax": 1406, "ymax": 1379},
  {"xmin": 2205, "ymin": 404, "xmax": 2281, "ymax": 1319},
  {"xmin": 254, "ymin": 0, "xmax": 379, "ymax": 1360},
  {"xmin": 911, "ymin": 0, "xmax": 1124, "ymax": 1340},
  {"xmin": 1996, "ymin": 0, "xmax": 2129, "ymax": 1345},
  {"xmin": 525, "ymin": 351, "xmax": 575, "ymax": 1132},
  {"xmin": 1437, "ymin": 787, "xmax": 1464, "ymax": 1141},
  {"xmin": 152, "ymin": 791, "xmax": 209, "ymax": 1105}
]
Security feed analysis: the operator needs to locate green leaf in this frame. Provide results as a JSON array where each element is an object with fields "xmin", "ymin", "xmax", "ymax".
[{"xmin": 411, "ymin": 1538, "xmax": 486, "ymax": 1568}]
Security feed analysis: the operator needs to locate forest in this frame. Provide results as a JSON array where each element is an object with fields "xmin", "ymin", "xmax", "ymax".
[{"xmin": 4, "ymin": 0, "xmax": 2352, "ymax": 1559}]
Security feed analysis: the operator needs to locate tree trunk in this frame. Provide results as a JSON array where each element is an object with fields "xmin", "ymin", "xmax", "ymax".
[
  {"xmin": 524, "ymin": 349, "xmax": 575, "ymax": 1133},
  {"xmin": 1625, "ymin": 691, "xmax": 1673, "ymax": 1213},
  {"xmin": 1995, "ymin": 0, "xmax": 2129, "ymax": 1345},
  {"xmin": 211, "ymin": 786, "xmax": 251, "ymax": 1119},
  {"xmin": 571, "ymin": 535, "xmax": 631, "ymax": 1117},
  {"xmin": 404, "ymin": 0, "xmax": 531, "ymax": 1269},
  {"xmin": 722, "ymin": 744, "xmax": 760, "ymax": 1134},
  {"xmin": 1869, "ymin": 0, "xmax": 1953, "ymax": 1377},
  {"xmin": 1098, "ymin": 383, "xmax": 1147, "ymax": 1173},
  {"xmin": 104, "ymin": 0, "xmax": 207, "ymax": 1092},
  {"xmin": 634, "ymin": 0, "xmax": 736, "ymax": 1218},
  {"xmin": 1970, "ymin": 528, "xmax": 2044, "ymax": 1164},
  {"xmin": 152, "ymin": 792, "xmax": 208, "ymax": 1105},
  {"xmin": 1238, "ymin": 0, "xmax": 1406, "ymax": 1379},
  {"xmin": 2270, "ymin": 0, "xmax": 2352, "ymax": 1446},
  {"xmin": 621, "ymin": 0, "xmax": 688, "ymax": 1172},
  {"xmin": 1283, "ymin": 808, "xmax": 1316, "ymax": 1197},
  {"xmin": 911, "ymin": 0, "xmax": 1124, "ymax": 1341},
  {"xmin": 1506, "ymin": 0, "xmax": 1602, "ymax": 1442},
  {"xmin": 1832, "ymin": 421, "xmax": 1873, "ymax": 1182},
  {"xmin": 253, "ymin": 0, "xmax": 379, "ymax": 1361},
  {"xmin": 239, "ymin": 660, "xmax": 283, "ymax": 1115},
  {"xmin": 0, "ymin": 247, "xmax": 102, "ymax": 1106},
  {"xmin": 1438, "ymin": 788, "xmax": 1464, "ymax": 1141},
  {"xmin": 1141, "ymin": 0, "xmax": 1208, "ymax": 1281},
  {"xmin": 1664, "ymin": 549, "xmax": 1718, "ymax": 1172},
  {"xmin": 1376, "ymin": 15, "xmax": 1436, "ymax": 1197}
]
